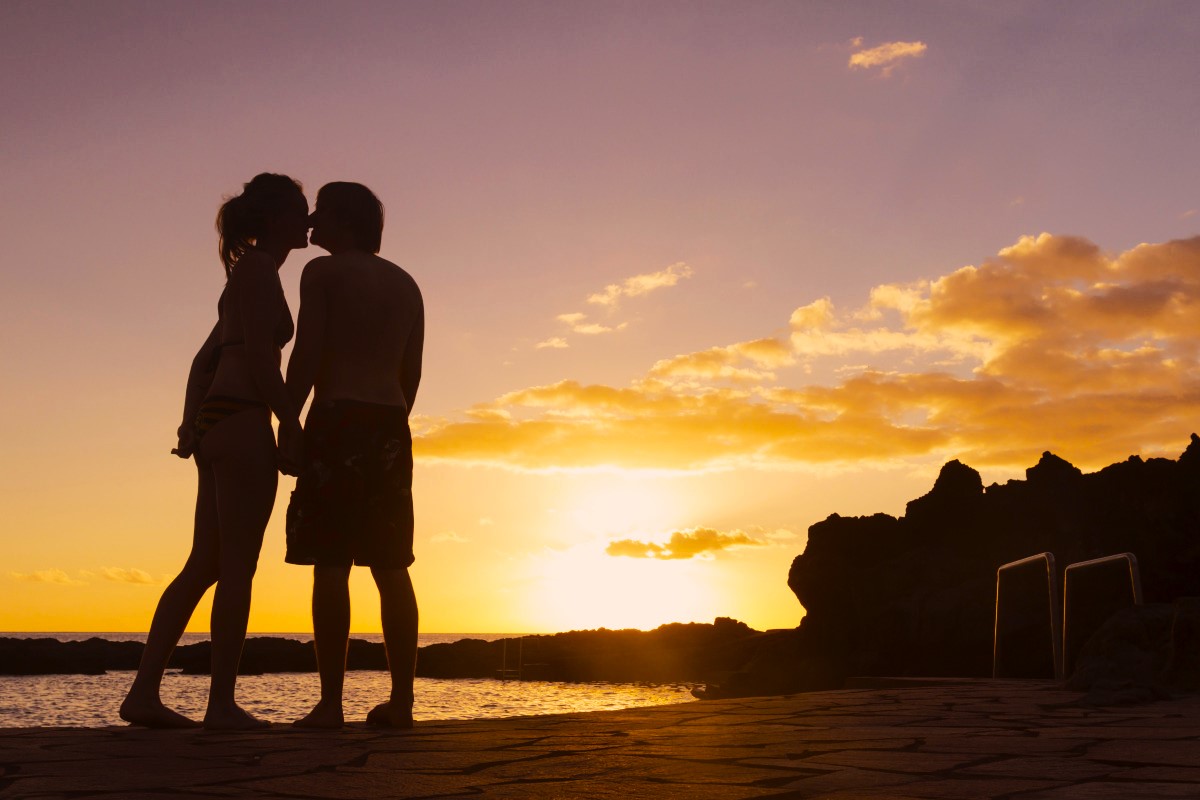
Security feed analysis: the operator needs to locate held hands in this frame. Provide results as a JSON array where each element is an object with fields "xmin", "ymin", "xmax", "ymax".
[
  {"xmin": 277, "ymin": 420, "xmax": 304, "ymax": 476},
  {"xmin": 172, "ymin": 423, "xmax": 197, "ymax": 459}
]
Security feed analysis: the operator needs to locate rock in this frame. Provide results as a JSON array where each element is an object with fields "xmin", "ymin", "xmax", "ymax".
[
  {"xmin": 0, "ymin": 621, "xmax": 762, "ymax": 684},
  {"xmin": 415, "ymin": 620, "xmax": 759, "ymax": 683},
  {"xmin": 785, "ymin": 435, "xmax": 1200, "ymax": 691},
  {"xmin": 1162, "ymin": 597, "xmax": 1200, "ymax": 691},
  {"xmin": 1066, "ymin": 604, "xmax": 1174, "ymax": 704},
  {"xmin": 904, "ymin": 459, "xmax": 983, "ymax": 526},
  {"xmin": 0, "ymin": 637, "xmax": 142, "ymax": 675},
  {"xmin": 1026, "ymin": 451, "xmax": 1084, "ymax": 485}
]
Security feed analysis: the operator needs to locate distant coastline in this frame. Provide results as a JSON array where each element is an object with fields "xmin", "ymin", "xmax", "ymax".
[
  {"xmin": 0, "ymin": 620, "xmax": 766, "ymax": 684},
  {"xmin": 0, "ymin": 632, "xmax": 523, "ymax": 645}
]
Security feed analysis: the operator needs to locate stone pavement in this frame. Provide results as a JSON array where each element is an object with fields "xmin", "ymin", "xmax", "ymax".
[{"xmin": 1, "ymin": 680, "xmax": 1199, "ymax": 799}]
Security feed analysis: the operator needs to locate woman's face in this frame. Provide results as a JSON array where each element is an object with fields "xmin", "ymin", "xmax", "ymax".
[{"xmin": 281, "ymin": 192, "xmax": 311, "ymax": 250}]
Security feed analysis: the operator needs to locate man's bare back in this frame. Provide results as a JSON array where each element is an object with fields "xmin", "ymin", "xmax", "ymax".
[{"xmin": 288, "ymin": 251, "xmax": 423, "ymax": 413}]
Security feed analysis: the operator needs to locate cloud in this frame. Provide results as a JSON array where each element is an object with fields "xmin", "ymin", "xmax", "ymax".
[
  {"xmin": 100, "ymin": 567, "xmax": 157, "ymax": 585},
  {"xmin": 10, "ymin": 569, "xmax": 86, "ymax": 586},
  {"xmin": 431, "ymin": 531, "xmax": 469, "ymax": 544},
  {"xmin": 574, "ymin": 322, "xmax": 624, "ymax": 335},
  {"xmin": 587, "ymin": 262, "xmax": 694, "ymax": 307},
  {"xmin": 553, "ymin": 312, "xmax": 627, "ymax": 336},
  {"xmin": 649, "ymin": 338, "xmax": 794, "ymax": 383},
  {"xmin": 538, "ymin": 264, "xmax": 691, "ymax": 352},
  {"xmin": 849, "ymin": 40, "xmax": 927, "ymax": 76},
  {"xmin": 416, "ymin": 233, "xmax": 1200, "ymax": 474},
  {"xmin": 606, "ymin": 528, "xmax": 764, "ymax": 560}
]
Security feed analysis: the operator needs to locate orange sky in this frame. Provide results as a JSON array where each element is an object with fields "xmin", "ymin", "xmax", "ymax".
[{"xmin": 2, "ymin": 2, "xmax": 1199, "ymax": 633}]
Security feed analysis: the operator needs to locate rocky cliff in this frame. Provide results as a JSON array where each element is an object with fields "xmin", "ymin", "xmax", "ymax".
[{"xmin": 784, "ymin": 435, "xmax": 1200, "ymax": 690}]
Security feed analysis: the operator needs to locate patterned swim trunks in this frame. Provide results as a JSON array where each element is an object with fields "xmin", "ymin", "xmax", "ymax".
[{"xmin": 285, "ymin": 399, "xmax": 414, "ymax": 568}]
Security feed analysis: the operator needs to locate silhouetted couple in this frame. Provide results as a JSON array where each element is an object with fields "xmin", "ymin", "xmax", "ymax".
[{"xmin": 120, "ymin": 175, "xmax": 423, "ymax": 730}]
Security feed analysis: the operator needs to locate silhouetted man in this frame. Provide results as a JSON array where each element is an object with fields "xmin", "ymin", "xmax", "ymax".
[{"xmin": 284, "ymin": 182, "xmax": 423, "ymax": 728}]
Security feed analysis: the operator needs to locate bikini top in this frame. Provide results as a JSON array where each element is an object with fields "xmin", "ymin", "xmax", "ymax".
[{"xmin": 210, "ymin": 284, "xmax": 294, "ymax": 370}]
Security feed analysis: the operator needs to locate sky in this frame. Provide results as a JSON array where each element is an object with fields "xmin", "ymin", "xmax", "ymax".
[{"xmin": 2, "ymin": 0, "xmax": 1199, "ymax": 634}]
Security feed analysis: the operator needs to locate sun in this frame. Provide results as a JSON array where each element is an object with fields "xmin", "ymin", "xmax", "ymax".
[
  {"xmin": 555, "ymin": 473, "xmax": 689, "ymax": 539},
  {"xmin": 523, "ymin": 543, "xmax": 717, "ymax": 631}
]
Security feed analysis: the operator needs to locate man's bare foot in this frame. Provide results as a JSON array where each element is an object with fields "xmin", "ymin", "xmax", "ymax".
[
  {"xmin": 119, "ymin": 697, "xmax": 201, "ymax": 729},
  {"xmin": 203, "ymin": 704, "xmax": 270, "ymax": 731},
  {"xmin": 293, "ymin": 700, "xmax": 344, "ymax": 729},
  {"xmin": 366, "ymin": 700, "xmax": 414, "ymax": 729}
]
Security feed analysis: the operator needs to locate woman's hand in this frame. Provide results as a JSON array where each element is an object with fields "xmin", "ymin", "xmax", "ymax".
[
  {"xmin": 172, "ymin": 423, "xmax": 197, "ymax": 459},
  {"xmin": 277, "ymin": 420, "xmax": 304, "ymax": 476}
]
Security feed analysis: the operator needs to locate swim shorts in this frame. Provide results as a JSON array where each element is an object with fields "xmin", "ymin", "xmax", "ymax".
[{"xmin": 285, "ymin": 399, "xmax": 415, "ymax": 568}]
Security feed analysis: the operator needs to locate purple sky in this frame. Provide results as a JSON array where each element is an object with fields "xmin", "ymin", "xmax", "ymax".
[{"xmin": 3, "ymin": 1, "xmax": 1199, "ymax": 631}]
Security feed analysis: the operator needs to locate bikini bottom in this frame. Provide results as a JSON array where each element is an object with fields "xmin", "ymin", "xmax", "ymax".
[{"xmin": 195, "ymin": 395, "xmax": 267, "ymax": 438}]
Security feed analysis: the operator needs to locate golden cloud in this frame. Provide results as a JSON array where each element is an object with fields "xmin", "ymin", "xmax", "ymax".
[
  {"xmin": 606, "ymin": 528, "xmax": 764, "ymax": 560},
  {"xmin": 849, "ymin": 40, "xmax": 928, "ymax": 75},
  {"xmin": 10, "ymin": 569, "xmax": 86, "ymax": 586},
  {"xmin": 649, "ymin": 338, "xmax": 794, "ymax": 383},
  {"xmin": 100, "ymin": 567, "xmax": 158, "ymax": 585},
  {"xmin": 587, "ymin": 262, "xmax": 694, "ymax": 306},
  {"xmin": 416, "ymin": 234, "xmax": 1200, "ymax": 473}
]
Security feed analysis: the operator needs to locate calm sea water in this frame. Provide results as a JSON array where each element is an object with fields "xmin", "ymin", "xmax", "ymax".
[{"xmin": 0, "ymin": 633, "xmax": 697, "ymax": 728}]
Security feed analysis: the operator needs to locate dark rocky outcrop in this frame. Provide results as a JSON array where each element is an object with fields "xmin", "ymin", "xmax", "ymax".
[
  {"xmin": 784, "ymin": 435, "xmax": 1200, "ymax": 693},
  {"xmin": 1065, "ymin": 603, "xmax": 1175, "ymax": 705},
  {"xmin": 417, "ymin": 618, "xmax": 758, "ymax": 683},
  {"xmin": 0, "ymin": 637, "xmax": 143, "ymax": 675},
  {"xmin": 0, "ymin": 619, "xmax": 761, "ymax": 683}
]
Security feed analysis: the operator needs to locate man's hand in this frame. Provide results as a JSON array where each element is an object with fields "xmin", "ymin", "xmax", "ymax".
[{"xmin": 278, "ymin": 420, "xmax": 305, "ymax": 476}]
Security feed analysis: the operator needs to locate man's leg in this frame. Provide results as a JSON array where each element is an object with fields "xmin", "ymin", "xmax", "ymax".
[
  {"xmin": 366, "ymin": 566, "xmax": 417, "ymax": 727},
  {"xmin": 294, "ymin": 564, "xmax": 352, "ymax": 728}
]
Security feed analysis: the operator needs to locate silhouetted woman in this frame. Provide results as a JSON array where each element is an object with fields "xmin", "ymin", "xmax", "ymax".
[{"xmin": 120, "ymin": 173, "xmax": 308, "ymax": 729}]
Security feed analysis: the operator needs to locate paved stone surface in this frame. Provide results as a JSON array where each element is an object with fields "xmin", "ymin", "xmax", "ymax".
[{"xmin": 0, "ymin": 681, "xmax": 1198, "ymax": 798}]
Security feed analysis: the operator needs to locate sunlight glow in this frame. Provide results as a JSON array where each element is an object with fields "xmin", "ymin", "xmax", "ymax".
[
  {"xmin": 523, "ymin": 544, "xmax": 714, "ymax": 631},
  {"xmin": 559, "ymin": 477, "xmax": 687, "ymax": 539}
]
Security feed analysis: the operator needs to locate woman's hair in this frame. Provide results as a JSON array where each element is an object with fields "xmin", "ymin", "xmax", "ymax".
[
  {"xmin": 316, "ymin": 182, "xmax": 385, "ymax": 253},
  {"xmin": 215, "ymin": 173, "xmax": 305, "ymax": 277}
]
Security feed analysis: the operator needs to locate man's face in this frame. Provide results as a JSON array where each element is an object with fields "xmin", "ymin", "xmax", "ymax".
[{"xmin": 308, "ymin": 202, "xmax": 333, "ymax": 251}]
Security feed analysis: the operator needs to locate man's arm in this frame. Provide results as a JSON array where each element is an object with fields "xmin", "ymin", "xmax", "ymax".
[
  {"xmin": 400, "ymin": 286, "xmax": 424, "ymax": 414},
  {"xmin": 286, "ymin": 257, "xmax": 331, "ymax": 414}
]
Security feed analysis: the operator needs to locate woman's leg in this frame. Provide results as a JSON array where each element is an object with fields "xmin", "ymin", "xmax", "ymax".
[
  {"xmin": 201, "ymin": 409, "xmax": 277, "ymax": 730},
  {"xmin": 120, "ymin": 457, "xmax": 221, "ymax": 727}
]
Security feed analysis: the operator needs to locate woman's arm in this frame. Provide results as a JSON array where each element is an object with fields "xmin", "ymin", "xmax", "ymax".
[
  {"xmin": 174, "ymin": 321, "xmax": 221, "ymax": 458},
  {"xmin": 231, "ymin": 252, "xmax": 300, "ymax": 434}
]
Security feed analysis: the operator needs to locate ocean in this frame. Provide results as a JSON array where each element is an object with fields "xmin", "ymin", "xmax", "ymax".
[{"xmin": 0, "ymin": 633, "xmax": 698, "ymax": 728}]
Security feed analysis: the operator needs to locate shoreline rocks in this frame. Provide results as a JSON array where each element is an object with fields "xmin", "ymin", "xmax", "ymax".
[{"xmin": 0, "ymin": 618, "xmax": 761, "ymax": 683}]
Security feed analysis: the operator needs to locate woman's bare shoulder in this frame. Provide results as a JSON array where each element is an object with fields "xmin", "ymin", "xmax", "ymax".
[
  {"xmin": 228, "ymin": 248, "xmax": 277, "ymax": 286},
  {"xmin": 237, "ymin": 248, "xmax": 276, "ymax": 269}
]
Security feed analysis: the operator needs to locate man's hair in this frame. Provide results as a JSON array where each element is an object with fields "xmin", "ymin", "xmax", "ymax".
[{"xmin": 317, "ymin": 182, "xmax": 384, "ymax": 253}]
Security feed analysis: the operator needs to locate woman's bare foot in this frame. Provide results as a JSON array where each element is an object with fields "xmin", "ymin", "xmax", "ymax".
[
  {"xmin": 119, "ymin": 696, "xmax": 201, "ymax": 728},
  {"xmin": 294, "ymin": 700, "xmax": 344, "ymax": 729},
  {"xmin": 203, "ymin": 704, "xmax": 270, "ymax": 731},
  {"xmin": 365, "ymin": 700, "xmax": 414, "ymax": 729}
]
